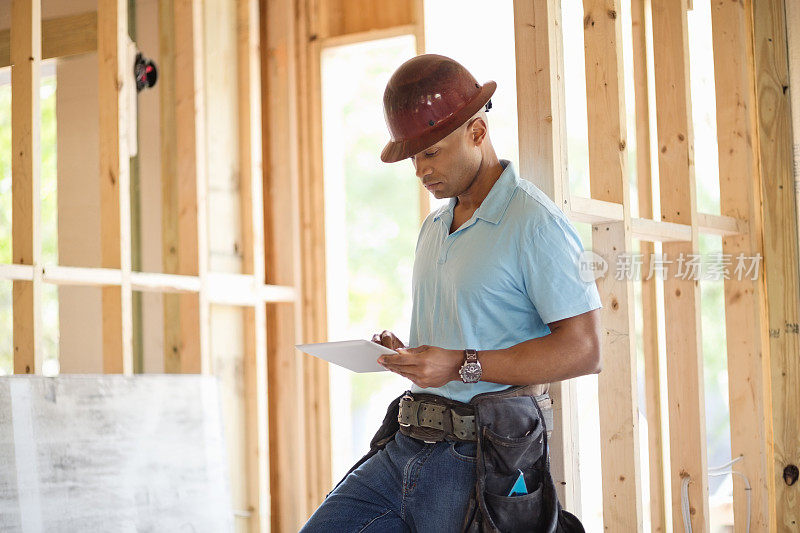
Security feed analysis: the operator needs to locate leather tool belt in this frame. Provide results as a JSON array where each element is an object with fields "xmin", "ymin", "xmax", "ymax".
[{"xmin": 397, "ymin": 383, "xmax": 553, "ymax": 444}]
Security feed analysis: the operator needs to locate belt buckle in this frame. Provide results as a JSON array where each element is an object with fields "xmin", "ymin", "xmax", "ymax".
[{"xmin": 398, "ymin": 393, "xmax": 414, "ymax": 428}]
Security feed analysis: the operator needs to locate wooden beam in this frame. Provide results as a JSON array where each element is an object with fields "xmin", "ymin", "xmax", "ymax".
[
  {"xmin": 11, "ymin": 0, "xmax": 42, "ymax": 375},
  {"xmin": 237, "ymin": 0, "xmax": 270, "ymax": 527},
  {"xmin": 788, "ymin": 0, "xmax": 800, "ymax": 277},
  {"xmin": 651, "ymin": 0, "xmax": 709, "ymax": 529},
  {"xmin": 514, "ymin": 0, "xmax": 570, "ymax": 212},
  {"xmin": 159, "ymin": 0, "xmax": 182, "ymax": 374},
  {"xmin": 262, "ymin": 0, "xmax": 309, "ymax": 529},
  {"xmin": 630, "ymin": 217, "xmax": 691, "ymax": 243},
  {"xmin": 98, "ymin": 0, "xmax": 134, "ymax": 375},
  {"xmin": 582, "ymin": 1, "xmax": 643, "ymax": 530},
  {"xmin": 321, "ymin": 0, "xmax": 414, "ymax": 39},
  {"xmin": 513, "ymin": 0, "xmax": 579, "ymax": 510},
  {"xmin": 751, "ymin": 0, "xmax": 800, "ymax": 527},
  {"xmin": 570, "ymin": 196, "xmax": 747, "ymax": 238},
  {"xmin": 413, "ymin": 0, "xmax": 429, "ymax": 226},
  {"xmin": 174, "ymin": 0, "xmax": 210, "ymax": 375},
  {"xmin": 319, "ymin": 23, "xmax": 415, "ymax": 48},
  {"xmin": 630, "ymin": 1, "xmax": 666, "ymax": 530},
  {"xmin": 0, "ymin": 264, "xmax": 297, "ymax": 303},
  {"xmin": 297, "ymin": 0, "xmax": 333, "ymax": 513},
  {"xmin": 710, "ymin": 0, "xmax": 774, "ymax": 529},
  {"xmin": 0, "ymin": 12, "xmax": 97, "ymax": 68}
]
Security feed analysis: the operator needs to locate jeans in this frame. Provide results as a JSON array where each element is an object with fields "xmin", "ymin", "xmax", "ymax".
[{"xmin": 301, "ymin": 431, "xmax": 479, "ymax": 532}]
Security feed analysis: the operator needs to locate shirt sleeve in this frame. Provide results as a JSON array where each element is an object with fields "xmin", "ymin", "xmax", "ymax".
[{"xmin": 520, "ymin": 215, "xmax": 603, "ymax": 324}]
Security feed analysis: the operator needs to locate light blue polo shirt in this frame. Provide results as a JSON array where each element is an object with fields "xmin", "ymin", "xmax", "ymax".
[{"xmin": 408, "ymin": 159, "xmax": 603, "ymax": 402}]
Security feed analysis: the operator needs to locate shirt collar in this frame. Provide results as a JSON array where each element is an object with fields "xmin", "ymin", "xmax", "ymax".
[{"xmin": 433, "ymin": 159, "xmax": 517, "ymax": 225}]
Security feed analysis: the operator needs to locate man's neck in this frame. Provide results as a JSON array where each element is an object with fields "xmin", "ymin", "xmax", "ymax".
[{"xmin": 454, "ymin": 155, "xmax": 504, "ymax": 212}]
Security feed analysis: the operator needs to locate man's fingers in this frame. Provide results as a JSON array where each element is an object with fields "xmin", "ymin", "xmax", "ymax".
[{"xmin": 380, "ymin": 331, "xmax": 395, "ymax": 348}]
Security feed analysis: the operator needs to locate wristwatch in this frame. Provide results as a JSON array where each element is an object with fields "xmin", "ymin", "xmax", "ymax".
[{"xmin": 459, "ymin": 348, "xmax": 482, "ymax": 383}]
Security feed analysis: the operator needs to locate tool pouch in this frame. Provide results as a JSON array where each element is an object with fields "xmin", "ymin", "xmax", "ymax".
[{"xmin": 461, "ymin": 389, "xmax": 585, "ymax": 533}]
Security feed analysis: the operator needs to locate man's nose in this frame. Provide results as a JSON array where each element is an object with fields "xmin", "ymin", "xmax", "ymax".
[{"xmin": 415, "ymin": 162, "xmax": 433, "ymax": 180}]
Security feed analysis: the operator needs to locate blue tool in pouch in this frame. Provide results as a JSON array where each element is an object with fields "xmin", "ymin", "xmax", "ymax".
[{"xmin": 507, "ymin": 469, "xmax": 528, "ymax": 496}]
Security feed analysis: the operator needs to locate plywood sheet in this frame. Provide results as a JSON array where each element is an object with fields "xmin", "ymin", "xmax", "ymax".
[{"xmin": 0, "ymin": 375, "xmax": 233, "ymax": 532}]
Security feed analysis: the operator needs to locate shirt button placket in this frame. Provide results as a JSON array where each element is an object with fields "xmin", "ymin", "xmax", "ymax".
[{"xmin": 438, "ymin": 235, "xmax": 454, "ymax": 264}]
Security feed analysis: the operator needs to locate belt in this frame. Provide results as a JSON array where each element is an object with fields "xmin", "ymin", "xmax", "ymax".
[
  {"xmin": 399, "ymin": 393, "xmax": 478, "ymax": 441},
  {"xmin": 397, "ymin": 388, "xmax": 553, "ymax": 443}
]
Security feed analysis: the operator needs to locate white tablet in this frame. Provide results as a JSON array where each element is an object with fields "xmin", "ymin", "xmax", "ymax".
[{"xmin": 295, "ymin": 339, "xmax": 398, "ymax": 373}]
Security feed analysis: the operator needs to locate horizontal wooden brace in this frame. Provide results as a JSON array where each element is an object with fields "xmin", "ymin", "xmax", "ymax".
[
  {"xmin": 569, "ymin": 195, "xmax": 748, "ymax": 241},
  {"xmin": 0, "ymin": 12, "xmax": 97, "ymax": 68},
  {"xmin": 319, "ymin": 24, "xmax": 416, "ymax": 48},
  {"xmin": 0, "ymin": 264, "xmax": 296, "ymax": 304}
]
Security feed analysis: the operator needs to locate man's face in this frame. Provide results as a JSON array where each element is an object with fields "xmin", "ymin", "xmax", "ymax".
[{"xmin": 409, "ymin": 119, "xmax": 483, "ymax": 200}]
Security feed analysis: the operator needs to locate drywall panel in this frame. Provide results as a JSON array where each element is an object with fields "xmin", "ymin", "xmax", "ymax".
[{"xmin": 0, "ymin": 375, "xmax": 233, "ymax": 532}]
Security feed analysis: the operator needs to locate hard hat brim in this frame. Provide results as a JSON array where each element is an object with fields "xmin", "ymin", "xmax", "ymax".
[{"xmin": 380, "ymin": 81, "xmax": 497, "ymax": 163}]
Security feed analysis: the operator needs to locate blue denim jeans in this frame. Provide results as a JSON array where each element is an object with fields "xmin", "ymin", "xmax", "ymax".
[{"xmin": 301, "ymin": 431, "xmax": 479, "ymax": 532}]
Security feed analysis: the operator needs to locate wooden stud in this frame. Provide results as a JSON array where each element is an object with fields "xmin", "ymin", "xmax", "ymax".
[
  {"xmin": 513, "ymin": 0, "xmax": 580, "ymax": 509},
  {"xmin": 651, "ymin": 0, "xmax": 709, "ymax": 529},
  {"xmin": 789, "ymin": 0, "xmax": 800, "ymax": 270},
  {"xmin": 582, "ymin": 0, "xmax": 643, "ymax": 530},
  {"xmin": 413, "ymin": 0, "xmax": 429, "ymax": 225},
  {"xmin": 158, "ymin": 0, "xmax": 182, "ymax": 374},
  {"xmin": 98, "ymin": 0, "xmax": 134, "ymax": 375},
  {"xmin": 710, "ymin": 1, "xmax": 774, "ymax": 528},
  {"xmin": 630, "ymin": 1, "xmax": 667, "ymax": 529},
  {"xmin": 262, "ymin": 0, "xmax": 309, "ymax": 529},
  {"xmin": 11, "ymin": 0, "xmax": 43, "ymax": 375},
  {"xmin": 751, "ymin": 0, "xmax": 800, "ymax": 527},
  {"xmin": 0, "ymin": 12, "xmax": 97, "ymax": 69},
  {"xmin": 297, "ymin": 0, "xmax": 333, "ymax": 513},
  {"xmin": 237, "ymin": 0, "xmax": 270, "ymax": 527},
  {"xmin": 174, "ymin": 0, "xmax": 210, "ymax": 375}
]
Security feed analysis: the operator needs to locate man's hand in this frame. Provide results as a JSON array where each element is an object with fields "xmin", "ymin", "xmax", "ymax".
[
  {"xmin": 371, "ymin": 330, "xmax": 406, "ymax": 350},
  {"xmin": 377, "ymin": 345, "xmax": 463, "ymax": 388}
]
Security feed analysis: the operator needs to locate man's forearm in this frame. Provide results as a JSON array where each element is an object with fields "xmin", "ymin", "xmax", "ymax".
[{"xmin": 475, "ymin": 328, "xmax": 601, "ymax": 386}]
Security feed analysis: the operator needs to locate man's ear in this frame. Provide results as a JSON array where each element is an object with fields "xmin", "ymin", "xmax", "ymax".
[{"xmin": 470, "ymin": 117, "xmax": 488, "ymax": 146}]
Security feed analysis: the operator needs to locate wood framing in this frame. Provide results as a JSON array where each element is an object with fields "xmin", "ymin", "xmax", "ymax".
[
  {"xmin": 751, "ymin": 0, "xmax": 800, "ymax": 526},
  {"xmin": 174, "ymin": 0, "xmax": 210, "ymax": 375},
  {"xmin": 631, "ymin": 1, "xmax": 666, "ymax": 531},
  {"xmin": 0, "ymin": 11, "xmax": 96, "ymax": 69},
  {"xmin": 98, "ymin": 0, "xmax": 134, "ymax": 374},
  {"xmin": 261, "ymin": 0, "xmax": 309, "ymax": 529},
  {"xmin": 710, "ymin": 0, "xmax": 774, "ymax": 529},
  {"xmin": 582, "ymin": 1, "xmax": 643, "ymax": 530},
  {"xmin": 321, "ymin": 0, "xmax": 414, "ymax": 39},
  {"xmin": 11, "ymin": 0, "xmax": 43, "ymax": 375},
  {"xmin": 651, "ymin": 0, "xmax": 709, "ymax": 529},
  {"xmin": 159, "ymin": 0, "xmax": 181, "ymax": 374},
  {"xmin": 296, "ymin": 0, "xmax": 333, "ymax": 513},
  {"xmin": 513, "ymin": 0, "xmax": 580, "ymax": 510},
  {"xmin": 413, "ymin": 0, "xmax": 429, "ymax": 225},
  {"xmin": 237, "ymin": 0, "xmax": 271, "ymax": 528}
]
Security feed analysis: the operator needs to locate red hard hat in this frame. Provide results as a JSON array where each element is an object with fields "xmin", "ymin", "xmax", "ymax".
[{"xmin": 381, "ymin": 54, "xmax": 496, "ymax": 163}]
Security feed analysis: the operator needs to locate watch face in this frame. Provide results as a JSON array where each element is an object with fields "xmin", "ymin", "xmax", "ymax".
[{"xmin": 460, "ymin": 362, "xmax": 482, "ymax": 383}]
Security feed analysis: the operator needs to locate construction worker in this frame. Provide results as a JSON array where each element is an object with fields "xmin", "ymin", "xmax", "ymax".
[{"xmin": 301, "ymin": 54, "xmax": 602, "ymax": 532}]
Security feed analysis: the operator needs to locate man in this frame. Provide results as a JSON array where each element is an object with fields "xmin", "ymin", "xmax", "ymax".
[{"xmin": 302, "ymin": 54, "xmax": 602, "ymax": 532}]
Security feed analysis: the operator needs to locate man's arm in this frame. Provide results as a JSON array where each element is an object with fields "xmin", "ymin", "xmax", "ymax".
[{"xmin": 377, "ymin": 308, "xmax": 602, "ymax": 388}]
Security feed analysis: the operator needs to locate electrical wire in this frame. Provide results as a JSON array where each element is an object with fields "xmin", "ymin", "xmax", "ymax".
[{"xmin": 680, "ymin": 455, "xmax": 751, "ymax": 533}]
